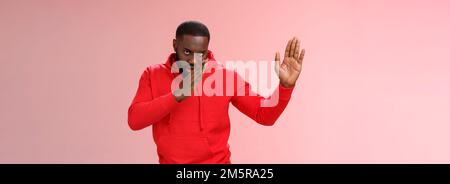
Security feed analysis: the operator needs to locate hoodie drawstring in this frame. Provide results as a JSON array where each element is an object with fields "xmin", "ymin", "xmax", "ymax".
[
  {"xmin": 199, "ymin": 96, "xmax": 203, "ymax": 132},
  {"xmin": 198, "ymin": 76, "xmax": 204, "ymax": 132}
]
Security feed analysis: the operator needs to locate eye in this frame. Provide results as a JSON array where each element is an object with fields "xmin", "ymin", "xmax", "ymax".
[{"xmin": 183, "ymin": 50, "xmax": 191, "ymax": 55}]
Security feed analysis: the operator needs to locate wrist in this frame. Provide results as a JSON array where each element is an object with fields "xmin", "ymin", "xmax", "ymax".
[
  {"xmin": 172, "ymin": 89, "xmax": 187, "ymax": 102},
  {"xmin": 280, "ymin": 82, "xmax": 295, "ymax": 89}
]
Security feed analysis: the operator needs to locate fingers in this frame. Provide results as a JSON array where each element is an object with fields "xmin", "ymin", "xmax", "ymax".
[
  {"xmin": 182, "ymin": 68, "xmax": 202, "ymax": 85},
  {"xmin": 299, "ymin": 49, "xmax": 306, "ymax": 64},
  {"xmin": 289, "ymin": 37, "xmax": 297, "ymax": 57},
  {"xmin": 284, "ymin": 39, "xmax": 292, "ymax": 58},
  {"xmin": 192, "ymin": 67, "xmax": 203, "ymax": 86},
  {"xmin": 294, "ymin": 38, "xmax": 300, "ymax": 59},
  {"xmin": 285, "ymin": 37, "xmax": 300, "ymax": 58}
]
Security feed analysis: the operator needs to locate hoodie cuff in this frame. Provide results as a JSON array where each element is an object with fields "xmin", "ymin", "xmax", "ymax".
[
  {"xmin": 278, "ymin": 83, "xmax": 295, "ymax": 101},
  {"xmin": 160, "ymin": 92, "xmax": 179, "ymax": 112}
]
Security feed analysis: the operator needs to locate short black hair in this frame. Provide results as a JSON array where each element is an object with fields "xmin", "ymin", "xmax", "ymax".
[{"xmin": 176, "ymin": 21, "xmax": 210, "ymax": 41}]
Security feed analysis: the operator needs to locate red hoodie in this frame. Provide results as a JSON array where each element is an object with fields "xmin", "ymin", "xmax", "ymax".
[{"xmin": 128, "ymin": 51, "xmax": 294, "ymax": 164}]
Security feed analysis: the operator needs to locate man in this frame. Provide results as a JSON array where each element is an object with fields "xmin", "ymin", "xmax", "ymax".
[{"xmin": 128, "ymin": 21, "xmax": 306, "ymax": 163}]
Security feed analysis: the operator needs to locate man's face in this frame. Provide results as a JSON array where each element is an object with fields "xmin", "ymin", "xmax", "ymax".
[{"xmin": 173, "ymin": 35, "xmax": 209, "ymax": 67}]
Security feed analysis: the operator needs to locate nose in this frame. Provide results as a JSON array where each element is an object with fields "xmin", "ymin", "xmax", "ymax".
[{"xmin": 187, "ymin": 53, "xmax": 203, "ymax": 64}]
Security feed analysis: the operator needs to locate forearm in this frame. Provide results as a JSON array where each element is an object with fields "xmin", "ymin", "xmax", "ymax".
[
  {"xmin": 255, "ymin": 83, "xmax": 294, "ymax": 125},
  {"xmin": 232, "ymin": 83, "xmax": 294, "ymax": 126},
  {"xmin": 127, "ymin": 92, "xmax": 178, "ymax": 130}
]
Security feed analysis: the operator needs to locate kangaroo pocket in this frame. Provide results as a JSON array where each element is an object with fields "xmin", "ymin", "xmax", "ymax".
[{"xmin": 156, "ymin": 134, "xmax": 213, "ymax": 163}]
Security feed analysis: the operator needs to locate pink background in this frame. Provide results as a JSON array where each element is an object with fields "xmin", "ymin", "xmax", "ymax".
[{"xmin": 1, "ymin": 0, "xmax": 450, "ymax": 163}]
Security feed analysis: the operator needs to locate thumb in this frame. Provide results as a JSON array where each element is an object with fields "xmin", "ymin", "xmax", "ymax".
[
  {"xmin": 274, "ymin": 52, "xmax": 281, "ymax": 76},
  {"xmin": 275, "ymin": 51, "xmax": 280, "ymax": 62}
]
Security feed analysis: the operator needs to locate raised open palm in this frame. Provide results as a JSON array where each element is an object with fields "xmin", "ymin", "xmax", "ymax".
[{"xmin": 275, "ymin": 37, "xmax": 306, "ymax": 88}]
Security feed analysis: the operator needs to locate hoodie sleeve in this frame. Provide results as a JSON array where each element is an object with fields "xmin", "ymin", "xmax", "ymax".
[
  {"xmin": 231, "ymin": 73, "xmax": 294, "ymax": 126},
  {"xmin": 127, "ymin": 68, "xmax": 178, "ymax": 130}
]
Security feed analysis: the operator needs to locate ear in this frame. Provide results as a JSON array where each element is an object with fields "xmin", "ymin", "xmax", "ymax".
[{"xmin": 172, "ymin": 39, "xmax": 177, "ymax": 52}]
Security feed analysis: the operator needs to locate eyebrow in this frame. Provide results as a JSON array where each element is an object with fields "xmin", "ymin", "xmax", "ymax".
[{"xmin": 183, "ymin": 48, "xmax": 207, "ymax": 53}]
